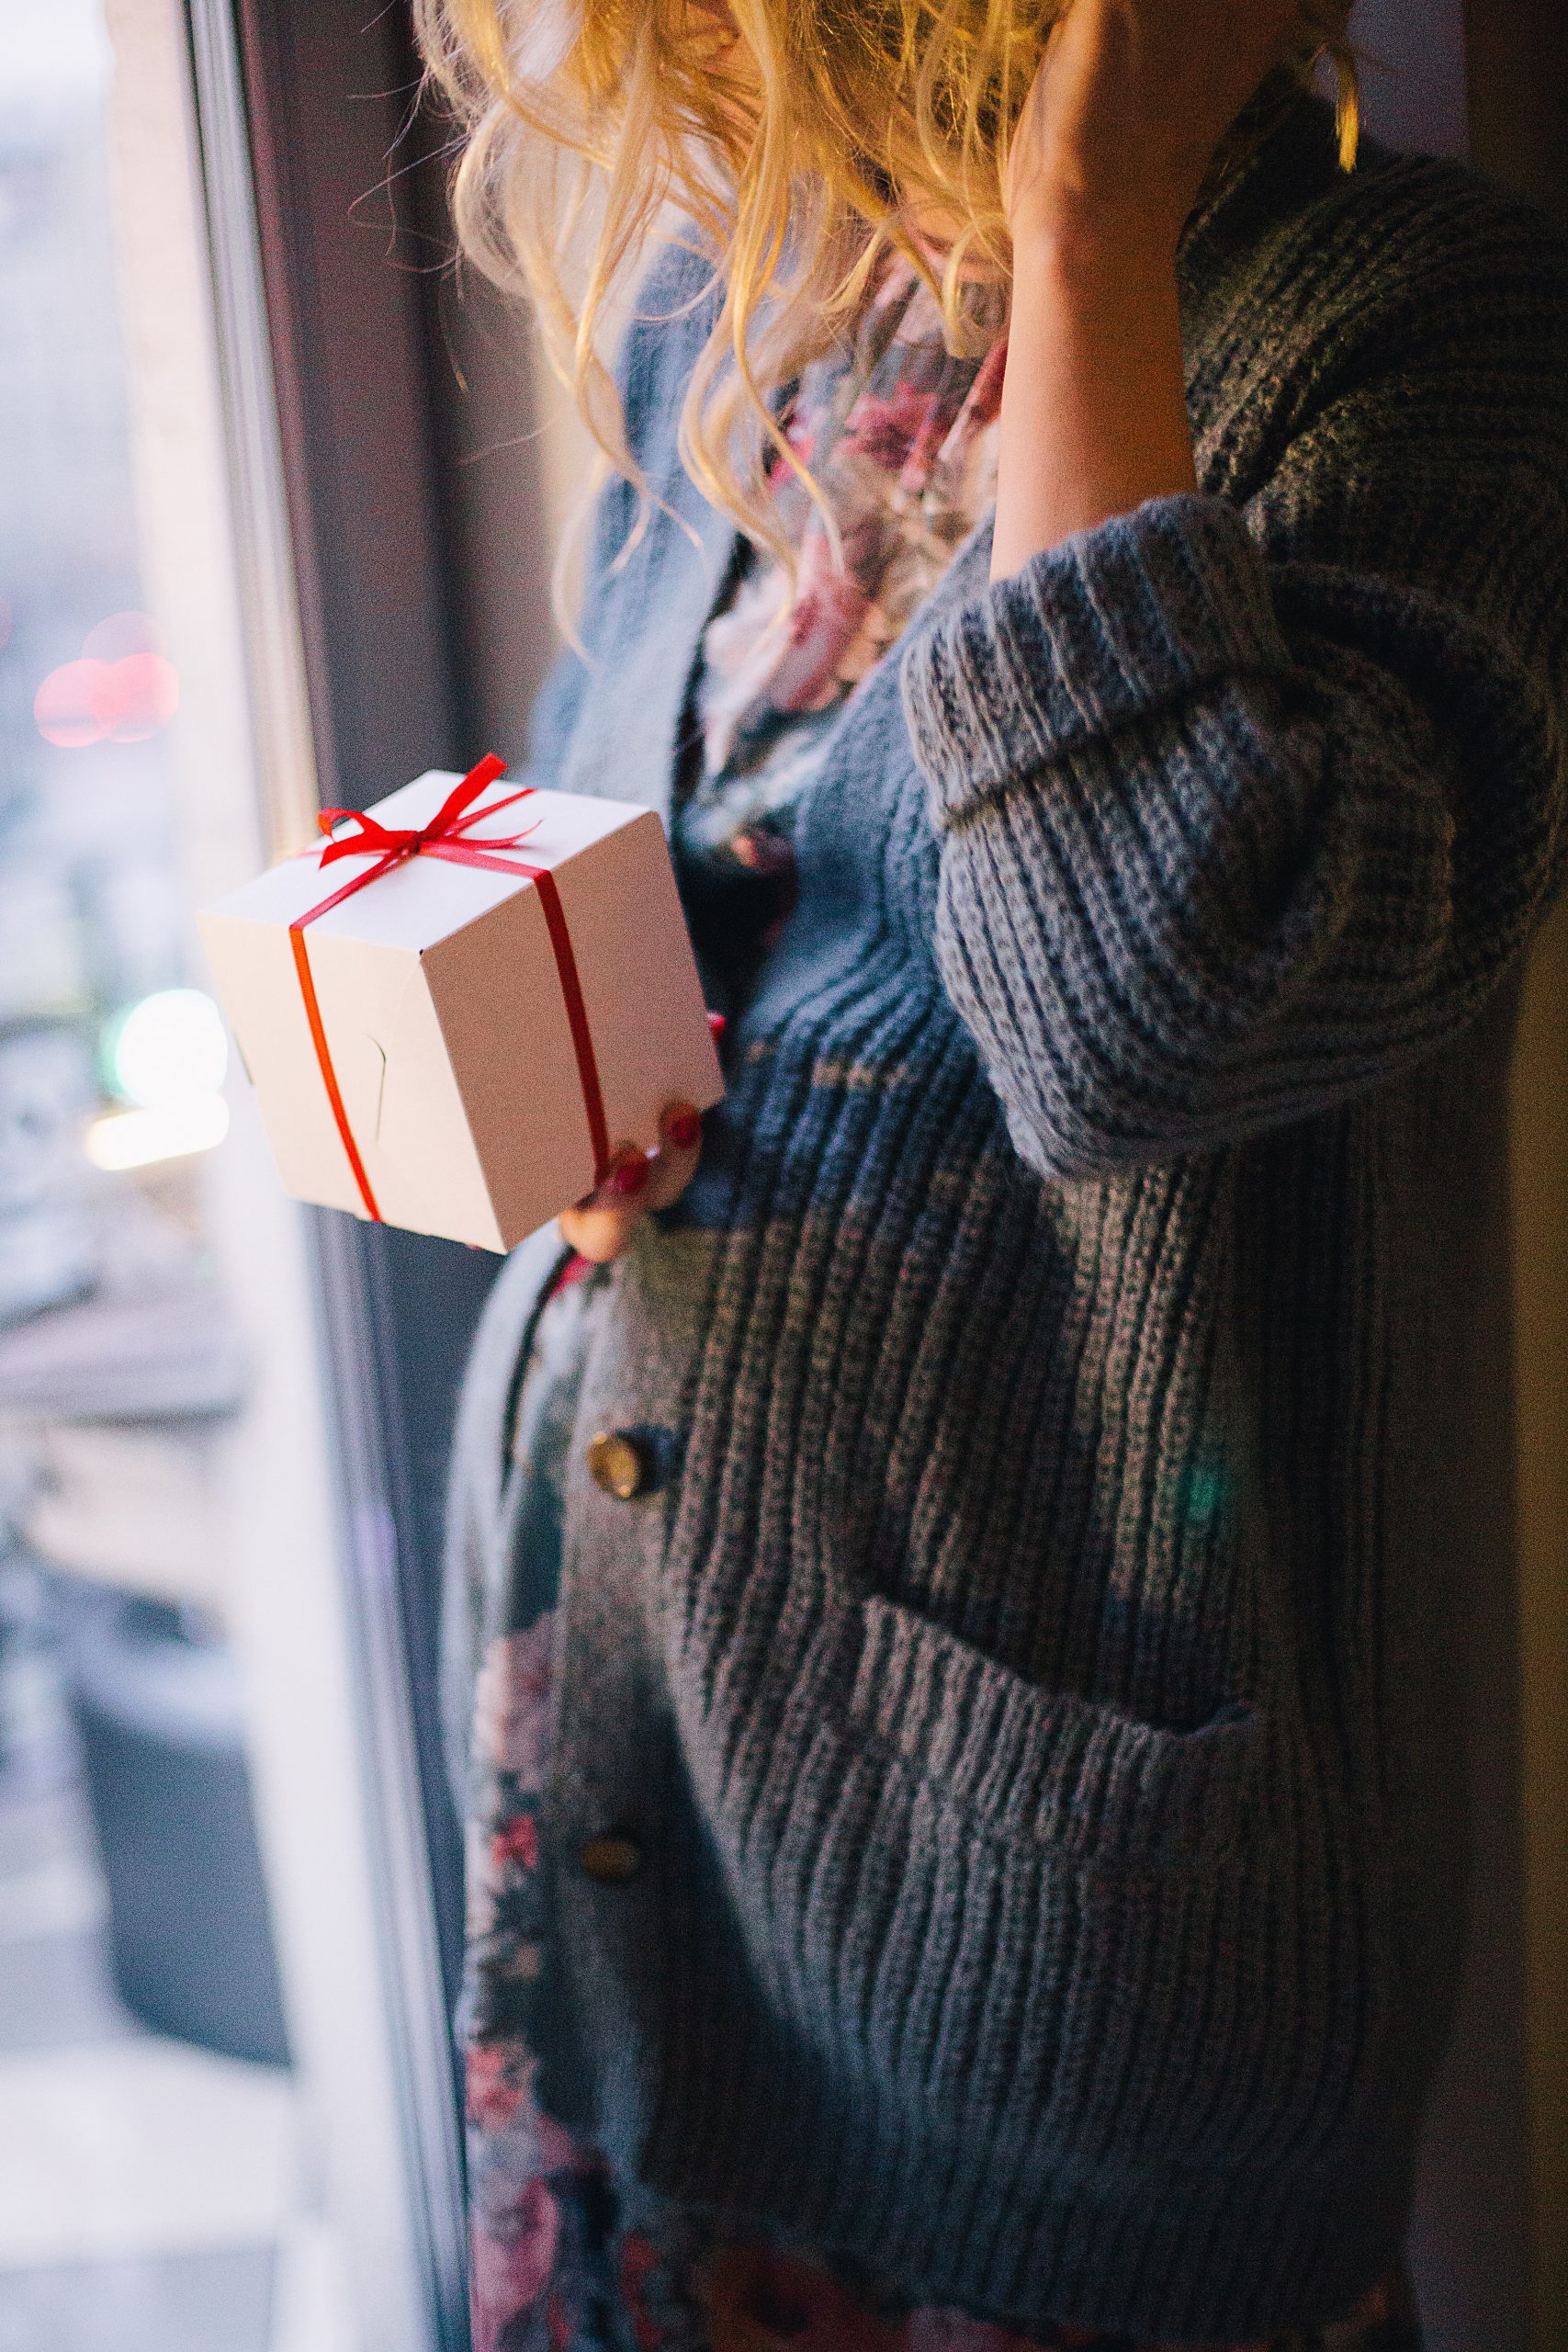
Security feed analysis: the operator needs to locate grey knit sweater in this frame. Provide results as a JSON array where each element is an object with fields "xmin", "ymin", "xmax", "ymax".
[{"xmin": 445, "ymin": 80, "xmax": 1568, "ymax": 2341}]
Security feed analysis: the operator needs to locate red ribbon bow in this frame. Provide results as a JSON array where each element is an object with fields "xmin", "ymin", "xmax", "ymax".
[
  {"xmin": 314, "ymin": 752, "xmax": 536, "ymax": 874},
  {"xmin": 288, "ymin": 753, "xmax": 610, "ymax": 1227}
]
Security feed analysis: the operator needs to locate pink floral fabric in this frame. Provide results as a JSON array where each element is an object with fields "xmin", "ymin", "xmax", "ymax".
[
  {"xmin": 672, "ymin": 260, "xmax": 1007, "ymax": 968},
  {"xmin": 694, "ymin": 261, "xmax": 1008, "ymax": 787},
  {"xmin": 464, "ymin": 1620, "xmax": 608, "ymax": 2352}
]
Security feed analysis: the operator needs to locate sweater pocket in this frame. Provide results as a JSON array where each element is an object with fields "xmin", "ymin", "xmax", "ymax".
[
  {"xmin": 696, "ymin": 1587, "xmax": 1302, "ymax": 2179},
  {"xmin": 782, "ymin": 1589, "xmax": 1267, "ymax": 1878},
  {"xmin": 683, "ymin": 1577, "xmax": 1325, "ymax": 2190}
]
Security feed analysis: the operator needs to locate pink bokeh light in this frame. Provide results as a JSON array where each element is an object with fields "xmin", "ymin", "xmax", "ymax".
[
  {"xmin": 34, "ymin": 613, "xmax": 178, "ymax": 749},
  {"xmin": 34, "ymin": 659, "xmax": 104, "ymax": 750},
  {"xmin": 95, "ymin": 651, "xmax": 180, "ymax": 742}
]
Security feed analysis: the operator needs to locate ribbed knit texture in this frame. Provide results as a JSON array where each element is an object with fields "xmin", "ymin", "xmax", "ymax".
[{"xmin": 446, "ymin": 81, "xmax": 1568, "ymax": 2343}]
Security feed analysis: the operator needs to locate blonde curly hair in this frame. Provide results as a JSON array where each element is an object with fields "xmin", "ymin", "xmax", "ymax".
[{"xmin": 414, "ymin": 0, "xmax": 1359, "ymax": 580}]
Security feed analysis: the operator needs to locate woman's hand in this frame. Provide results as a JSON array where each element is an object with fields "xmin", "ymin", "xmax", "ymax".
[
  {"xmin": 990, "ymin": 4, "xmax": 1303, "ymax": 580},
  {"xmin": 1003, "ymin": 0, "xmax": 1304, "ymax": 247},
  {"xmin": 556, "ymin": 1102, "xmax": 704, "ymax": 1263}
]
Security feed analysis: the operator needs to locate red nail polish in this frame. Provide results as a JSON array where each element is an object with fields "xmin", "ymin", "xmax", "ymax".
[
  {"xmin": 665, "ymin": 1108, "xmax": 701, "ymax": 1149},
  {"xmin": 611, "ymin": 1154, "xmax": 649, "ymax": 1198},
  {"xmin": 706, "ymin": 1011, "xmax": 727, "ymax": 1038}
]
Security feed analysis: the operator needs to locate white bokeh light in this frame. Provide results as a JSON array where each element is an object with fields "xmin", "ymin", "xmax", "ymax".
[
  {"xmin": 107, "ymin": 988, "xmax": 229, "ymax": 1108},
  {"xmin": 85, "ymin": 1096, "xmax": 231, "ymax": 1172}
]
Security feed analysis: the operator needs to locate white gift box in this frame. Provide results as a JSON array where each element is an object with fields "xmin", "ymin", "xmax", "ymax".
[{"xmin": 197, "ymin": 764, "xmax": 724, "ymax": 1251}]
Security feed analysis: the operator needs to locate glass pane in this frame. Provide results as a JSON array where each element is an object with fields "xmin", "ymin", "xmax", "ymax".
[{"xmin": 0, "ymin": 7, "xmax": 415, "ymax": 2346}]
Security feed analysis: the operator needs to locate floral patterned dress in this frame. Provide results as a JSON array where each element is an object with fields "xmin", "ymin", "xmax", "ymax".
[{"xmin": 457, "ymin": 262, "xmax": 1425, "ymax": 2352}]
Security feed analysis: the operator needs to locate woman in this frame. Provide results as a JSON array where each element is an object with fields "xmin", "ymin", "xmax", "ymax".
[{"xmin": 423, "ymin": 5, "xmax": 1568, "ymax": 2348}]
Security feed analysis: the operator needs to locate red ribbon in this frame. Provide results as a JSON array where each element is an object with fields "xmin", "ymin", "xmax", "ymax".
[{"xmin": 288, "ymin": 753, "xmax": 611, "ymax": 1225}]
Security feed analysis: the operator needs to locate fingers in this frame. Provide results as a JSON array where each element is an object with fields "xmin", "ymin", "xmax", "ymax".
[
  {"xmin": 557, "ymin": 1144, "xmax": 653, "ymax": 1262},
  {"xmin": 555, "ymin": 1103, "xmax": 703, "ymax": 1264},
  {"xmin": 642, "ymin": 1102, "xmax": 703, "ymax": 1211}
]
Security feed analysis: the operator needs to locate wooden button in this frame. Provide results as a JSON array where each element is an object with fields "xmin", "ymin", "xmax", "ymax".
[
  {"xmin": 580, "ymin": 1832, "xmax": 642, "ymax": 1884},
  {"xmin": 585, "ymin": 1429, "xmax": 655, "ymax": 1499}
]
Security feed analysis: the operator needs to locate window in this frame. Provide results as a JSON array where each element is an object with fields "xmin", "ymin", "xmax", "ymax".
[{"xmin": 0, "ymin": 4, "xmax": 477, "ymax": 2344}]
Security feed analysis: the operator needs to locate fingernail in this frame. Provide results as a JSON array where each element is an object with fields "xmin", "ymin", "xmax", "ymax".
[
  {"xmin": 610, "ymin": 1152, "xmax": 649, "ymax": 1198},
  {"xmin": 706, "ymin": 1011, "xmax": 727, "ymax": 1038},
  {"xmin": 664, "ymin": 1105, "xmax": 701, "ymax": 1150}
]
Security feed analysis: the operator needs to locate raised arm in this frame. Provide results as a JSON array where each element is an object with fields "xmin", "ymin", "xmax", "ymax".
[
  {"xmin": 989, "ymin": 0, "xmax": 1302, "ymax": 576},
  {"xmin": 902, "ymin": 15, "xmax": 1568, "ymax": 1181}
]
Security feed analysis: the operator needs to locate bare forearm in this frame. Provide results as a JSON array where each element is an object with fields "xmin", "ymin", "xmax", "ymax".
[
  {"xmin": 984, "ymin": 0, "xmax": 1302, "ymax": 584},
  {"xmin": 991, "ymin": 216, "xmax": 1196, "ymax": 582}
]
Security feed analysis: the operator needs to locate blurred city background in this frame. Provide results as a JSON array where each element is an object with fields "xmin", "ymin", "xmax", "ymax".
[{"xmin": 0, "ymin": 6, "xmax": 303, "ymax": 2347}]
